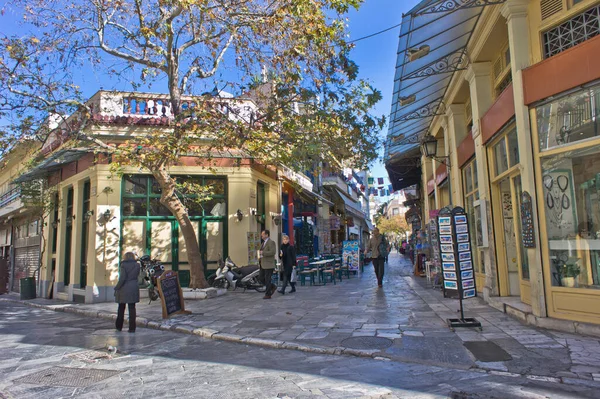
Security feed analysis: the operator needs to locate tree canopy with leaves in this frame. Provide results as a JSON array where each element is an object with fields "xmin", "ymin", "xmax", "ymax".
[{"xmin": 0, "ymin": 0, "xmax": 384, "ymax": 288}]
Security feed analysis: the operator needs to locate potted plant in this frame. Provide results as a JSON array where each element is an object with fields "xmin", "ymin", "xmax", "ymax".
[{"xmin": 561, "ymin": 262, "xmax": 581, "ymax": 288}]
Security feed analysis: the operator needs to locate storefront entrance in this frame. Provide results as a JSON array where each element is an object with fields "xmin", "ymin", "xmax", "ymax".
[{"xmin": 489, "ymin": 125, "xmax": 531, "ymax": 304}]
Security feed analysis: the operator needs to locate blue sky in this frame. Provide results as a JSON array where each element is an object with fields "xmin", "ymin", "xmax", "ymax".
[{"xmin": 346, "ymin": 0, "xmax": 420, "ymax": 185}]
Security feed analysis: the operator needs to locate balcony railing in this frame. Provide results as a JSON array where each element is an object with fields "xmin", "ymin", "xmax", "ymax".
[{"xmin": 0, "ymin": 187, "xmax": 21, "ymax": 208}]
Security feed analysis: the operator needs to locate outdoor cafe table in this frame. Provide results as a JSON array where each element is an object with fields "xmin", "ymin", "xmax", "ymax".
[{"xmin": 309, "ymin": 258, "xmax": 341, "ymax": 284}]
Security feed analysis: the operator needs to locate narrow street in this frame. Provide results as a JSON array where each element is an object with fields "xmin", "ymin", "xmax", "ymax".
[{"xmin": 1, "ymin": 252, "xmax": 599, "ymax": 398}]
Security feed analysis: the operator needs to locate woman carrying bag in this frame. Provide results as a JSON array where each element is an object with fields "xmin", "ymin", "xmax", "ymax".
[
  {"xmin": 114, "ymin": 252, "xmax": 141, "ymax": 333},
  {"xmin": 278, "ymin": 234, "xmax": 297, "ymax": 295}
]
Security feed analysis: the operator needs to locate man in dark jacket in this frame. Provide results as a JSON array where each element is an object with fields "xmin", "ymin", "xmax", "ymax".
[
  {"xmin": 259, "ymin": 229, "xmax": 277, "ymax": 299},
  {"xmin": 115, "ymin": 252, "xmax": 141, "ymax": 332}
]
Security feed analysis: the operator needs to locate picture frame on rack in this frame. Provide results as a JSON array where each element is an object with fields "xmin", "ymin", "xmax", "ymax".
[
  {"xmin": 438, "ymin": 216, "xmax": 451, "ymax": 226},
  {"xmin": 439, "ymin": 235, "xmax": 453, "ymax": 244},
  {"xmin": 444, "ymin": 281, "xmax": 458, "ymax": 290},
  {"xmin": 461, "ymin": 270, "xmax": 474, "ymax": 279},
  {"xmin": 440, "ymin": 244, "xmax": 454, "ymax": 253},
  {"xmin": 442, "ymin": 262, "xmax": 456, "ymax": 271},
  {"xmin": 457, "ymin": 233, "xmax": 469, "ymax": 242},
  {"xmin": 462, "ymin": 279, "xmax": 475, "ymax": 289},
  {"xmin": 458, "ymin": 242, "xmax": 470, "ymax": 252},
  {"xmin": 442, "ymin": 253, "xmax": 455, "ymax": 261},
  {"xmin": 444, "ymin": 272, "xmax": 457, "ymax": 280},
  {"xmin": 459, "ymin": 251, "xmax": 471, "ymax": 261},
  {"xmin": 463, "ymin": 289, "xmax": 476, "ymax": 298},
  {"xmin": 460, "ymin": 260, "xmax": 472, "ymax": 270},
  {"xmin": 439, "ymin": 225, "xmax": 452, "ymax": 235},
  {"xmin": 454, "ymin": 215, "xmax": 467, "ymax": 224},
  {"xmin": 455, "ymin": 224, "xmax": 468, "ymax": 234}
]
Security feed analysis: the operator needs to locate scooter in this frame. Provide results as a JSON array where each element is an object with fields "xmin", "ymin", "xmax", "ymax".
[
  {"xmin": 138, "ymin": 254, "xmax": 165, "ymax": 303},
  {"xmin": 212, "ymin": 257, "xmax": 266, "ymax": 292}
]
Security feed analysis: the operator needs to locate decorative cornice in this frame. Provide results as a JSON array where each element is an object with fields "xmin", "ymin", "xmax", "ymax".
[
  {"xmin": 402, "ymin": 48, "xmax": 469, "ymax": 81},
  {"xmin": 464, "ymin": 62, "xmax": 492, "ymax": 84},
  {"xmin": 500, "ymin": 0, "xmax": 529, "ymax": 20}
]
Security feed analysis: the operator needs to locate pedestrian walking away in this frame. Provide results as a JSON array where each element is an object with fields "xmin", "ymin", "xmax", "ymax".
[
  {"xmin": 278, "ymin": 234, "xmax": 297, "ymax": 295},
  {"xmin": 365, "ymin": 228, "xmax": 390, "ymax": 287},
  {"xmin": 259, "ymin": 229, "xmax": 277, "ymax": 299},
  {"xmin": 114, "ymin": 252, "xmax": 141, "ymax": 332}
]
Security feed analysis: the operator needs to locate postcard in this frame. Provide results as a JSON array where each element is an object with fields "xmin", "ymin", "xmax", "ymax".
[
  {"xmin": 440, "ymin": 244, "xmax": 454, "ymax": 253},
  {"xmin": 457, "ymin": 233, "xmax": 469, "ymax": 243},
  {"xmin": 461, "ymin": 270, "xmax": 474, "ymax": 279},
  {"xmin": 460, "ymin": 260, "xmax": 472, "ymax": 270},
  {"xmin": 463, "ymin": 289, "xmax": 476, "ymax": 298},
  {"xmin": 442, "ymin": 262, "xmax": 456, "ymax": 271},
  {"xmin": 441, "ymin": 253, "xmax": 455, "ymax": 261},
  {"xmin": 439, "ymin": 235, "xmax": 453, "ymax": 244},
  {"xmin": 459, "ymin": 251, "xmax": 471, "ymax": 261},
  {"xmin": 438, "ymin": 216, "xmax": 451, "ymax": 226},
  {"xmin": 444, "ymin": 272, "xmax": 457, "ymax": 280},
  {"xmin": 458, "ymin": 243, "xmax": 470, "ymax": 252},
  {"xmin": 455, "ymin": 224, "xmax": 468, "ymax": 234},
  {"xmin": 444, "ymin": 281, "xmax": 458, "ymax": 290},
  {"xmin": 462, "ymin": 279, "xmax": 475, "ymax": 289},
  {"xmin": 454, "ymin": 215, "xmax": 467, "ymax": 224},
  {"xmin": 439, "ymin": 225, "xmax": 453, "ymax": 235}
]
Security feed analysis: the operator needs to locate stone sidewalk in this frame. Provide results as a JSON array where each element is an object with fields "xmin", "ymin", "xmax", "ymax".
[{"xmin": 3, "ymin": 252, "xmax": 600, "ymax": 386}]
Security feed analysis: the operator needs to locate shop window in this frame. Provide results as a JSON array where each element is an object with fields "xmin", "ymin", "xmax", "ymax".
[
  {"xmin": 536, "ymin": 83, "xmax": 600, "ymax": 151},
  {"xmin": 492, "ymin": 124, "xmax": 518, "ymax": 177},
  {"xmin": 462, "ymin": 160, "xmax": 482, "ymax": 274},
  {"xmin": 541, "ymin": 146, "xmax": 600, "ymax": 289}
]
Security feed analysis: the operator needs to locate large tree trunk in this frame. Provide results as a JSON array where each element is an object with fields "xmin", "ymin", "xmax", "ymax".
[{"xmin": 153, "ymin": 169, "xmax": 208, "ymax": 289}]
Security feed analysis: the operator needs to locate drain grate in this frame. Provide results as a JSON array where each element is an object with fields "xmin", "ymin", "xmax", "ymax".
[
  {"xmin": 14, "ymin": 367, "xmax": 120, "ymax": 387},
  {"xmin": 341, "ymin": 336, "xmax": 394, "ymax": 350},
  {"xmin": 463, "ymin": 341, "xmax": 512, "ymax": 362}
]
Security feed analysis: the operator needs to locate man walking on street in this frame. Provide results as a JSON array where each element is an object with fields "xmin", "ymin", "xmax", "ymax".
[
  {"xmin": 259, "ymin": 229, "xmax": 277, "ymax": 299},
  {"xmin": 365, "ymin": 227, "xmax": 389, "ymax": 287}
]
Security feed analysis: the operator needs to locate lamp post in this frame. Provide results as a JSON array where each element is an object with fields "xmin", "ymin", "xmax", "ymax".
[{"xmin": 421, "ymin": 134, "xmax": 452, "ymax": 205}]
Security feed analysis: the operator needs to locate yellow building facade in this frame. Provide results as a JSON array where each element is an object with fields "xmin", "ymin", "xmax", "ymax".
[{"xmin": 386, "ymin": 0, "xmax": 600, "ymax": 327}]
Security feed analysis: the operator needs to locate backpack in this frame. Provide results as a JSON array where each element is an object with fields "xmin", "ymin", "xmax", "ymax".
[{"xmin": 378, "ymin": 235, "xmax": 389, "ymax": 258}]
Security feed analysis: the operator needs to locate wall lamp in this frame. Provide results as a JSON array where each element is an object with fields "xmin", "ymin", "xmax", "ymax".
[
  {"xmin": 421, "ymin": 134, "xmax": 450, "ymax": 167},
  {"xmin": 102, "ymin": 209, "xmax": 112, "ymax": 222},
  {"xmin": 235, "ymin": 209, "xmax": 244, "ymax": 222},
  {"xmin": 51, "ymin": 219, "xmax": 60, "ymax": 229},
  {"xmin": 83, "ymin": 210, "xmax": 94, "ymax": 222},
  {"xmin": 271, "ymin": 212, "xmax": 282, "ymax": 226}
]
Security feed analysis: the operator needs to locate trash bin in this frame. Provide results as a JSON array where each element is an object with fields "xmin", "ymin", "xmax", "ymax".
[{"xmin": 20, "ymin": 277, "xmax": 36, "ymax": 300}]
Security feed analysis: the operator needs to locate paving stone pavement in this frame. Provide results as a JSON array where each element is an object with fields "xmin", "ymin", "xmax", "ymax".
[
  {"xmin": 3, "ymin": 251, "xmax": 600, "ymax": 384},
  {"xmin": 0, "ymin": 301, "xmax": 596, "ymax": 399}
]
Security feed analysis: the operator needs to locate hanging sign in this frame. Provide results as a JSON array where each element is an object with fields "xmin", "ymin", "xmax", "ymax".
[
  {"xmin": 437, "ymin": 206, "xmax": 477, "ymax": 300},
  {"xmin": 521, "ymin": 191, "xmax": 535, "ymax": 248}
]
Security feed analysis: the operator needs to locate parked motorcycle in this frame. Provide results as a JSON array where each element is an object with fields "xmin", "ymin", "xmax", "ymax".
[
  {"xmin": 138, "ymin": 254, "xmax": 165, "ymax": 303},
  {"xmin": 211, "ymin": 257, "xmax": 266, "ymax": 292}
]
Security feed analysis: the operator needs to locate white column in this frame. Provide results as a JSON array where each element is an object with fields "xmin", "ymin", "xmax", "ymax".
[
  {"xmin": 465, "ymin": 62, "xmax": 497, "ymax": 299},
  {"xmin": 446, "ymin": 104, "xmax": 468, "ymax": 206},
  {"xmin": 502, "ymin": 0, "xmax": 547, "ymax": 317}
]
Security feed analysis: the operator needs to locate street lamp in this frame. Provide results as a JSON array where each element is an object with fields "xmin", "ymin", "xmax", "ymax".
[{"xmin": 421, "ymin": 134, "xmax": 450, "ymax": 167}]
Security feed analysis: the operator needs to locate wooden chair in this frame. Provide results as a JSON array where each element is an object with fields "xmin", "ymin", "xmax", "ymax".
[
  {"xmin": 321, "ymin": 260, "xmax": 337, "ymax": 285},
  {"xmin": 298, "ymin": 260, "xmax": 315, "ymax": 286},
  {"xmin": 340, "ymin": 257, "xmax": 351, "ymax": 279}
]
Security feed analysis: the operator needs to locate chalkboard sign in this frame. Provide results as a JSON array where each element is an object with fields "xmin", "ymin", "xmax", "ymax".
[
  {"xmin": 521, "ymin": 191, "xmax": 536, "ymax": 248},
  {"xmin": 156, "ymin": 270, "xmax": 188, "ymax": 319}
]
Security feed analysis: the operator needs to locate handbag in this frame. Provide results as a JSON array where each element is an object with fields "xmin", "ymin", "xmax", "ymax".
[{"xmin": 290, "ymin": 268, "xmax": 297, "ymax": 283}]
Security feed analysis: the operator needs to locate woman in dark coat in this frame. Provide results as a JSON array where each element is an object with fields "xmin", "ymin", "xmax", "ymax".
[
  {"xmin": 114, "ymin": 252, "xmax": 141, "ymax": 332},
  {"xmin": 278, "ymin": 234, "xmax": 297, "ymax": 295}
]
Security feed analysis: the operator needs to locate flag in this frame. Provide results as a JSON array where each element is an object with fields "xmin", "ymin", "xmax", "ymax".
[
  {"xmin": 368, "ymin": 177, "xmax": 374, "ymax": 185},
  {"xmin": 386, "ymin": 190, "xmax": 390, "ymax": 196},
  {"xmin": 380, "ymin": 189, "xmax": 385, "ymax": 196},
  {"xmin": 388, "ymin": 184, "xmax": 393, "ymax": 191},
  {"xmin": 378, "ymin": 177, "xmax": 384, "ymax": 185},
  {"xmin": 373, "ymin": 190, "xmax": 378, "ymax": 196}
]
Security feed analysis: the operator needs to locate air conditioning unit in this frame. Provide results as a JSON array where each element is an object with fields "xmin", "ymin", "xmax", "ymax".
[
  {"xmin": 400, "ymin": 95, "xmax": 416, "ymax": 106},
  {"xmin": 407, "ymin": 45, "xmax": 430, "ymax": 62}
]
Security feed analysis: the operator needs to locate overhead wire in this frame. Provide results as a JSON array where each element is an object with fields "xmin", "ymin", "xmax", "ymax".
[{"xmin": 347, "ymin": 22, "xmax": 402, "ymax": 44}]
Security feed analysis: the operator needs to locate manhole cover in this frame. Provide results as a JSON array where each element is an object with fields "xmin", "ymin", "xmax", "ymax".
[
  {"xmin": 13, "ymin": 367, "xmax": 120, "ymax": 387},
  {"xmin": 463, "ymin": 341, "xmax": 512, "ymax": 362},
  {"xmin": 341, "ymin": 336, "xmax": 394, "ymax": 350}
]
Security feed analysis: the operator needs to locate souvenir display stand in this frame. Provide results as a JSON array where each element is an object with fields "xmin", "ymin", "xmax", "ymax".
[{"xmin": 437, "ymin": 206, "xmax": 482, "ymax": 331}]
